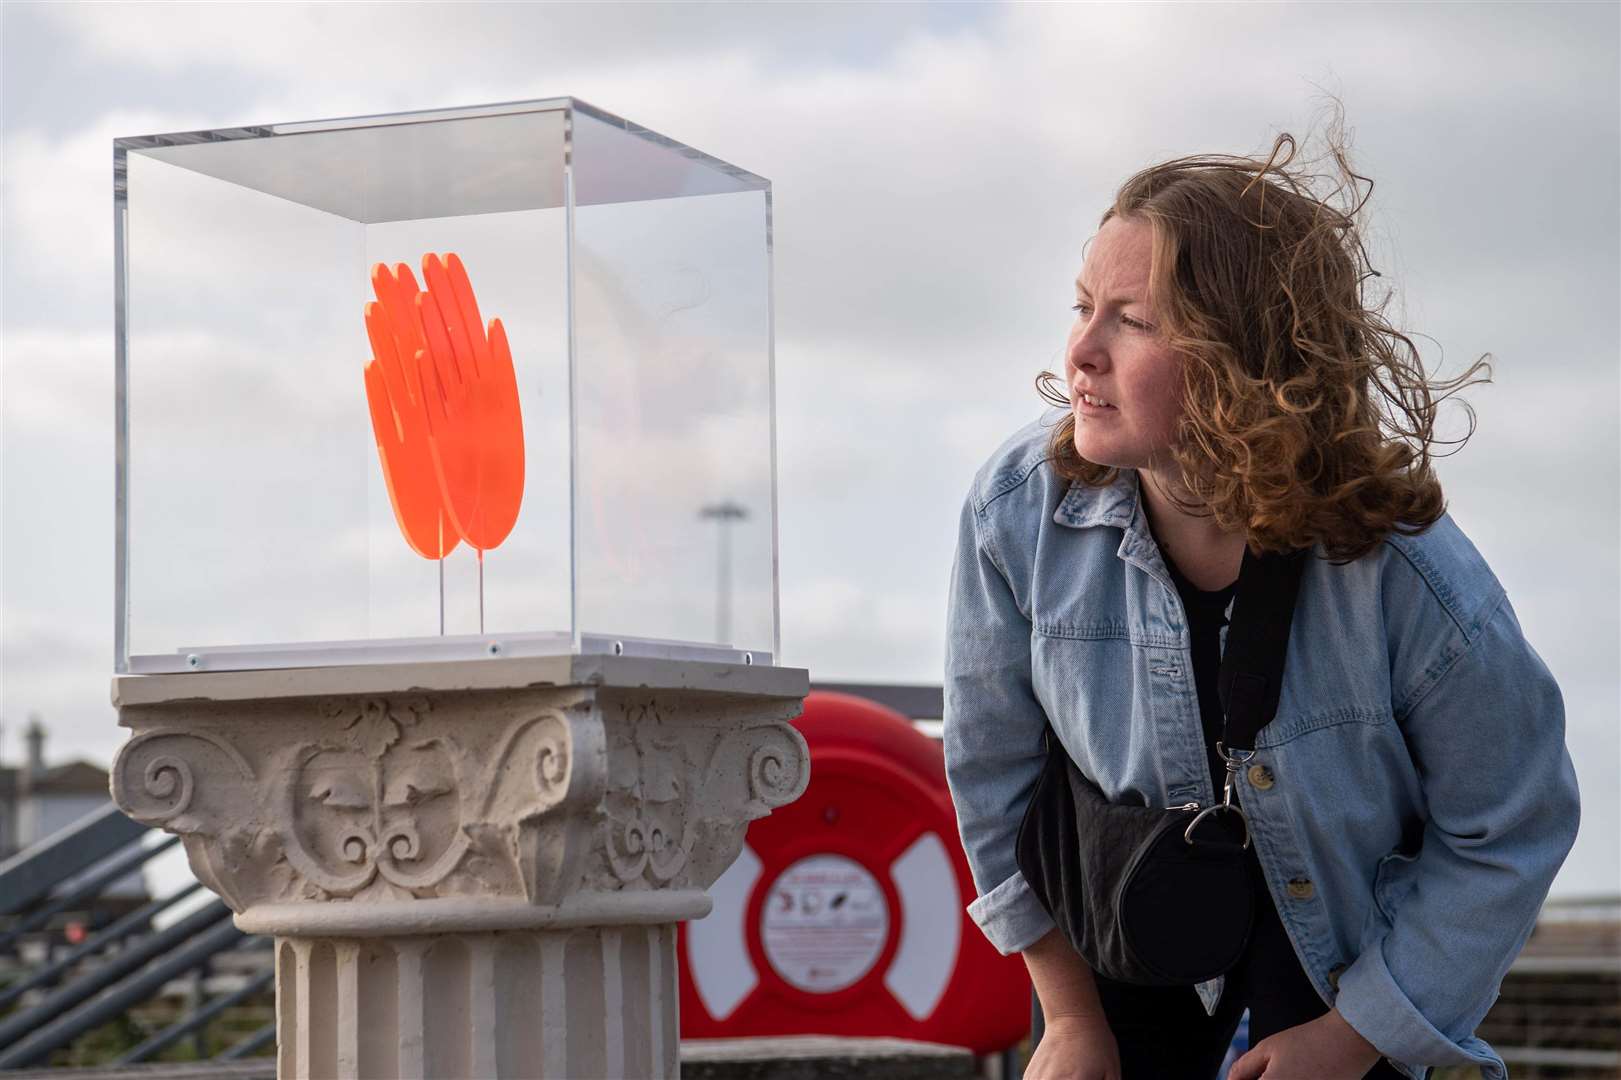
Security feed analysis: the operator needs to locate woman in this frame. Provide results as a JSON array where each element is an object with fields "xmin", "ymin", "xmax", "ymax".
[{"xmin": 941, "ymin": 119, "xmax": 1581, "ymax": 1080}]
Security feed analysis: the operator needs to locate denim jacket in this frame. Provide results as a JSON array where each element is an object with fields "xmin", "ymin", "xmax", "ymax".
[{"xmin": 942, "ymin": 410, "xmax": 1581, "ymax": 1080}]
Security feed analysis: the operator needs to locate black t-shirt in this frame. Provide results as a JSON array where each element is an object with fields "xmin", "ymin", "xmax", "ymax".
[
  {"xmin": 1155, "ymin": 545, "xmax": 1349, "ymax": 1025},
  {"xmin": 1160, "ymin": 551, "xmax": 1239, "ymax": 806},
  {"xmin": 1140, "ymin": 524, "xmax": 1348, "ymax": 1021}
]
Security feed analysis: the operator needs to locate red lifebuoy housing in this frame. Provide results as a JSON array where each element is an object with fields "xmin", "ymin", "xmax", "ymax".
[{"xmin": 677, "ymin": 691, "xmax": 1031, "ymax": 1054}]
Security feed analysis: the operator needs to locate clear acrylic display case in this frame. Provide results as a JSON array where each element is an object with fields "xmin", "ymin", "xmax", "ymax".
[{"xmin": 114, "ymin": 98, "xmax": 778, "ymax": 673}]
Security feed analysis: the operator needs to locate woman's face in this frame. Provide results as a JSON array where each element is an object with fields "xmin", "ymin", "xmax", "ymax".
[{"xmin": 1065, "ymin": 216, "xmax": 1186, "ymax": 471}]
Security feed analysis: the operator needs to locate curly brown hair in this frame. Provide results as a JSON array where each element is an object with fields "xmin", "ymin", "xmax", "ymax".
[{"xmin": 1036, "ymin": 103, "xmax": 1492, "ymax": 564}]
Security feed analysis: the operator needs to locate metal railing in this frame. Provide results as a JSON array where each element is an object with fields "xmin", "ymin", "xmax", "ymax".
[
  {"xmin": 0, "ymin": 804, "xmax": 272, "ymax": 1070},
  {"xmin": 0, "ymin": 805, "xmax": 147, "ymax": 919}
]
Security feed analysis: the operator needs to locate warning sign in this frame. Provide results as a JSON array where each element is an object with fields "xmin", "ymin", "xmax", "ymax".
[{"xmin": 760, "ymin": 854, "xmax": 890, "ymax": 993}]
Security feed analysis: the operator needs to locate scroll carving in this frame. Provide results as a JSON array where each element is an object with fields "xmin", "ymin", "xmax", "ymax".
[
  {"xmin": 594, "ymin": 705, "xmax": 810, "ymax": 893},
  {"xmin": 503, "ymin": 707, "xmax": 607, "ymax": 905},
  {"xmin": 111, "ymin": 728, "xmax": 290, "ymax": 910},
  {"xmin": 112, "ymin": 687, "xmax": 809, "ymax": 915}
]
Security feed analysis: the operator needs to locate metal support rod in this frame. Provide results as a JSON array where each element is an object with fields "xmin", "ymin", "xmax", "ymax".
[
  {"xmin": 116, "ymin": 965, "xmax": 274, "ymax": 1064},
  {"xmin": 0, "ymin": 880, "xmax": 205, "ymax": 1010},
  {"xmin": 0, "ymin": 915, "xmax": 245, "ymax": 1069},
  {"xmin": 0, "ymin": 804, "xmax": 147, "ymax": 916},
  {"xmin": 0, "ymin": 833, "xmax": 179, "ymax": 951},
  {"xmin": 0, "ymin": 898, "xmax": 232, "ymax": 1051}
]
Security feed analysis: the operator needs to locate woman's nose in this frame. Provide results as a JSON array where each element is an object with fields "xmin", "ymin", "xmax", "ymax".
[{"xmin": 1068, "ymin": 324, "xmax": 1109, "ymax": 372}]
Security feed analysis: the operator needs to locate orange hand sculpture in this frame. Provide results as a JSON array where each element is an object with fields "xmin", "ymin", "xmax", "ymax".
[
  {"xmin": 414, "ymin": 252, "xmax": 526, "ymax": 552},
  {"xmin": 362, "ymin": 253, "xmax": 525, "ymax": 559},
  {"xmin": 363, "ymin": 262, "xmax": 459, "ymax": 560}
]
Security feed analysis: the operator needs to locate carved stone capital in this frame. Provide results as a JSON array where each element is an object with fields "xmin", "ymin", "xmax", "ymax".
[{"xmin": 111, "ymin": 662, "xmax": 810, "ymax": 935}]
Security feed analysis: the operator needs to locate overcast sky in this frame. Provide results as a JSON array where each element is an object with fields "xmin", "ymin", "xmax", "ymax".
[{"xmin": 2, "ymin": 2, "xmax": 1616, "ymax": 897}]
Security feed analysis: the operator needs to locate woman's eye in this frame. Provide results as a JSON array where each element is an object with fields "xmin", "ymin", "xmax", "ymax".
[{"xmin": 1071, "ymin": 302, "xmax": 1149, "ymax": 331}]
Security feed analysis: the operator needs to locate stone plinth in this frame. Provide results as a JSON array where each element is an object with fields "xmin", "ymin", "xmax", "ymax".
[{"xmin": 111, "ymin": 655, "xmax": 810, "ymax": 1079}]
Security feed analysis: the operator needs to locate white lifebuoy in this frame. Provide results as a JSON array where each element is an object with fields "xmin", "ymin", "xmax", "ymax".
[{"xmin": 686, "ymin": 832, "xmax": 961, "ymax": 1022}]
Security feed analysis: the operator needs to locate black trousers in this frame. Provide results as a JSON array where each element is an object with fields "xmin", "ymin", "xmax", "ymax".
[{"xmin": 1092, "ymin": 855, "xmax": 1409, "ymax": 1080}]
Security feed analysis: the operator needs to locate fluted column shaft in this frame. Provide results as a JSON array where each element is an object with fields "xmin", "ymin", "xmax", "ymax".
[{"xmin": 273, "ymin": 925, "xmax": 678, "ymax": 1079}]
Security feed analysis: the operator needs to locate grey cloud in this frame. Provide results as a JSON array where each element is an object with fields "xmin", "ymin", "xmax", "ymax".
[{"xmin": 1, "ymin": 1, "xmax": 1615, "ymax": 896}]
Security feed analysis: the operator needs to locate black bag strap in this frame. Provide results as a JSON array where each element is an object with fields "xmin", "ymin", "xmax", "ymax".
[{"xmin": 1215, "ymin": 543, "xmax": 1312, "ymax": 752}]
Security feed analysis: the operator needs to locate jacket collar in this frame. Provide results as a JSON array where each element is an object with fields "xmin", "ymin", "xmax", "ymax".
[
  {"xmin": 1057, "ymin": 467, "xmax": 1309, "ymax": 598},
  {"xmin": 1053, "ymin": 465, "xmax": 1140, "ymax": 531},
  {"xmin": 1054, "ymin": 466, "xmax": 1172, "ymax": 577}
]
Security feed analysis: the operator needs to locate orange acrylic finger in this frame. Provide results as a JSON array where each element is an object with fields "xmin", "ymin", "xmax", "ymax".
[
  {"xmin": 371, "ymin": 263, "xmax": 420, "ymax": 349},
  {"xmin": 487, "ymin": 316, "xmax": 518, "ymax": 397},
  {"xmin": 486, "ymin": 316, "xmax": 525, "ymax": 467},
  {"xmin": 362, "ymin": 319, "xmax": 458, "ymax": 561},
  {"xmin": 363, "ymin": 302, "xmax": 413, "ymax": 427},
  {"xmin": 412, "ymin": 345, "xmax": 449, "ymax": 429},
  {"xmin": 460, "ymin": 315, "xmax": 525, "ymax": 549},
  {"xmin": 362, "ymin": 355, "xmax": 401, "ymax": 447},
  {"xmin": 420, "ymin": 253, "xmax": 479, "ymax": 387},
  {"xmin": 373, "ymin": 263, "xmax": 433, "ymax": 403},
  {"xmin": 414, "ymin": 289, "xmax": 465, "ymax": 416},
  {"xmin": 443, "ymin": 252, "xmax": 493, "ymax": 375}
]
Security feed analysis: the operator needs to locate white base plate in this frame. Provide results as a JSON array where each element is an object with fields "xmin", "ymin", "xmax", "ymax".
[{"xmin": 127, "ymin": 632, "xmax": 770, "ymax": 674}]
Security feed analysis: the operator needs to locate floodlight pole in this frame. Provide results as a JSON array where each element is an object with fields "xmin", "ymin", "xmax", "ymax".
[{"xmin": 699, "ymin": 500, "xmax": 747, "ymax": 646}]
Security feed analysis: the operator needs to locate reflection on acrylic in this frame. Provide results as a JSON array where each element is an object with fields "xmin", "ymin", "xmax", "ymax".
[{"xmin": 363, "ymin": 252, "xmax": 525, "ymax": 630}]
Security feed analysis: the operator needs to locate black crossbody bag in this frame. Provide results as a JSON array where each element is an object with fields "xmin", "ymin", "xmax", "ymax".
[{"xmin": 1014, "ymin": 543, "xmax": 1311, "ymax": 986}]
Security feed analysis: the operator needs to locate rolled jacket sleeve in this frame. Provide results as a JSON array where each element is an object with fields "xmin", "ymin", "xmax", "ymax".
[
  {"xmin": 1334, "ymin": 589, "xmax": 1582, "ymax": 1076},
  {"xmin": 941, "ymin": 486, "xmax": 1057, "ymax": 955}
]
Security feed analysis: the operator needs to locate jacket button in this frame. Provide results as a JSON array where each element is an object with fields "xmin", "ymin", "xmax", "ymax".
[
  {"xmin": 1328, "ymin": 963, "xmax": 1347, "ymax": 990},
  {"xmin": 1247, "ymin": 764, "xmax": 1275, "ymax": 789},
  {"xmin": 1286, "ymin": 877, "xmax": 1315, "ymax": 900}
]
